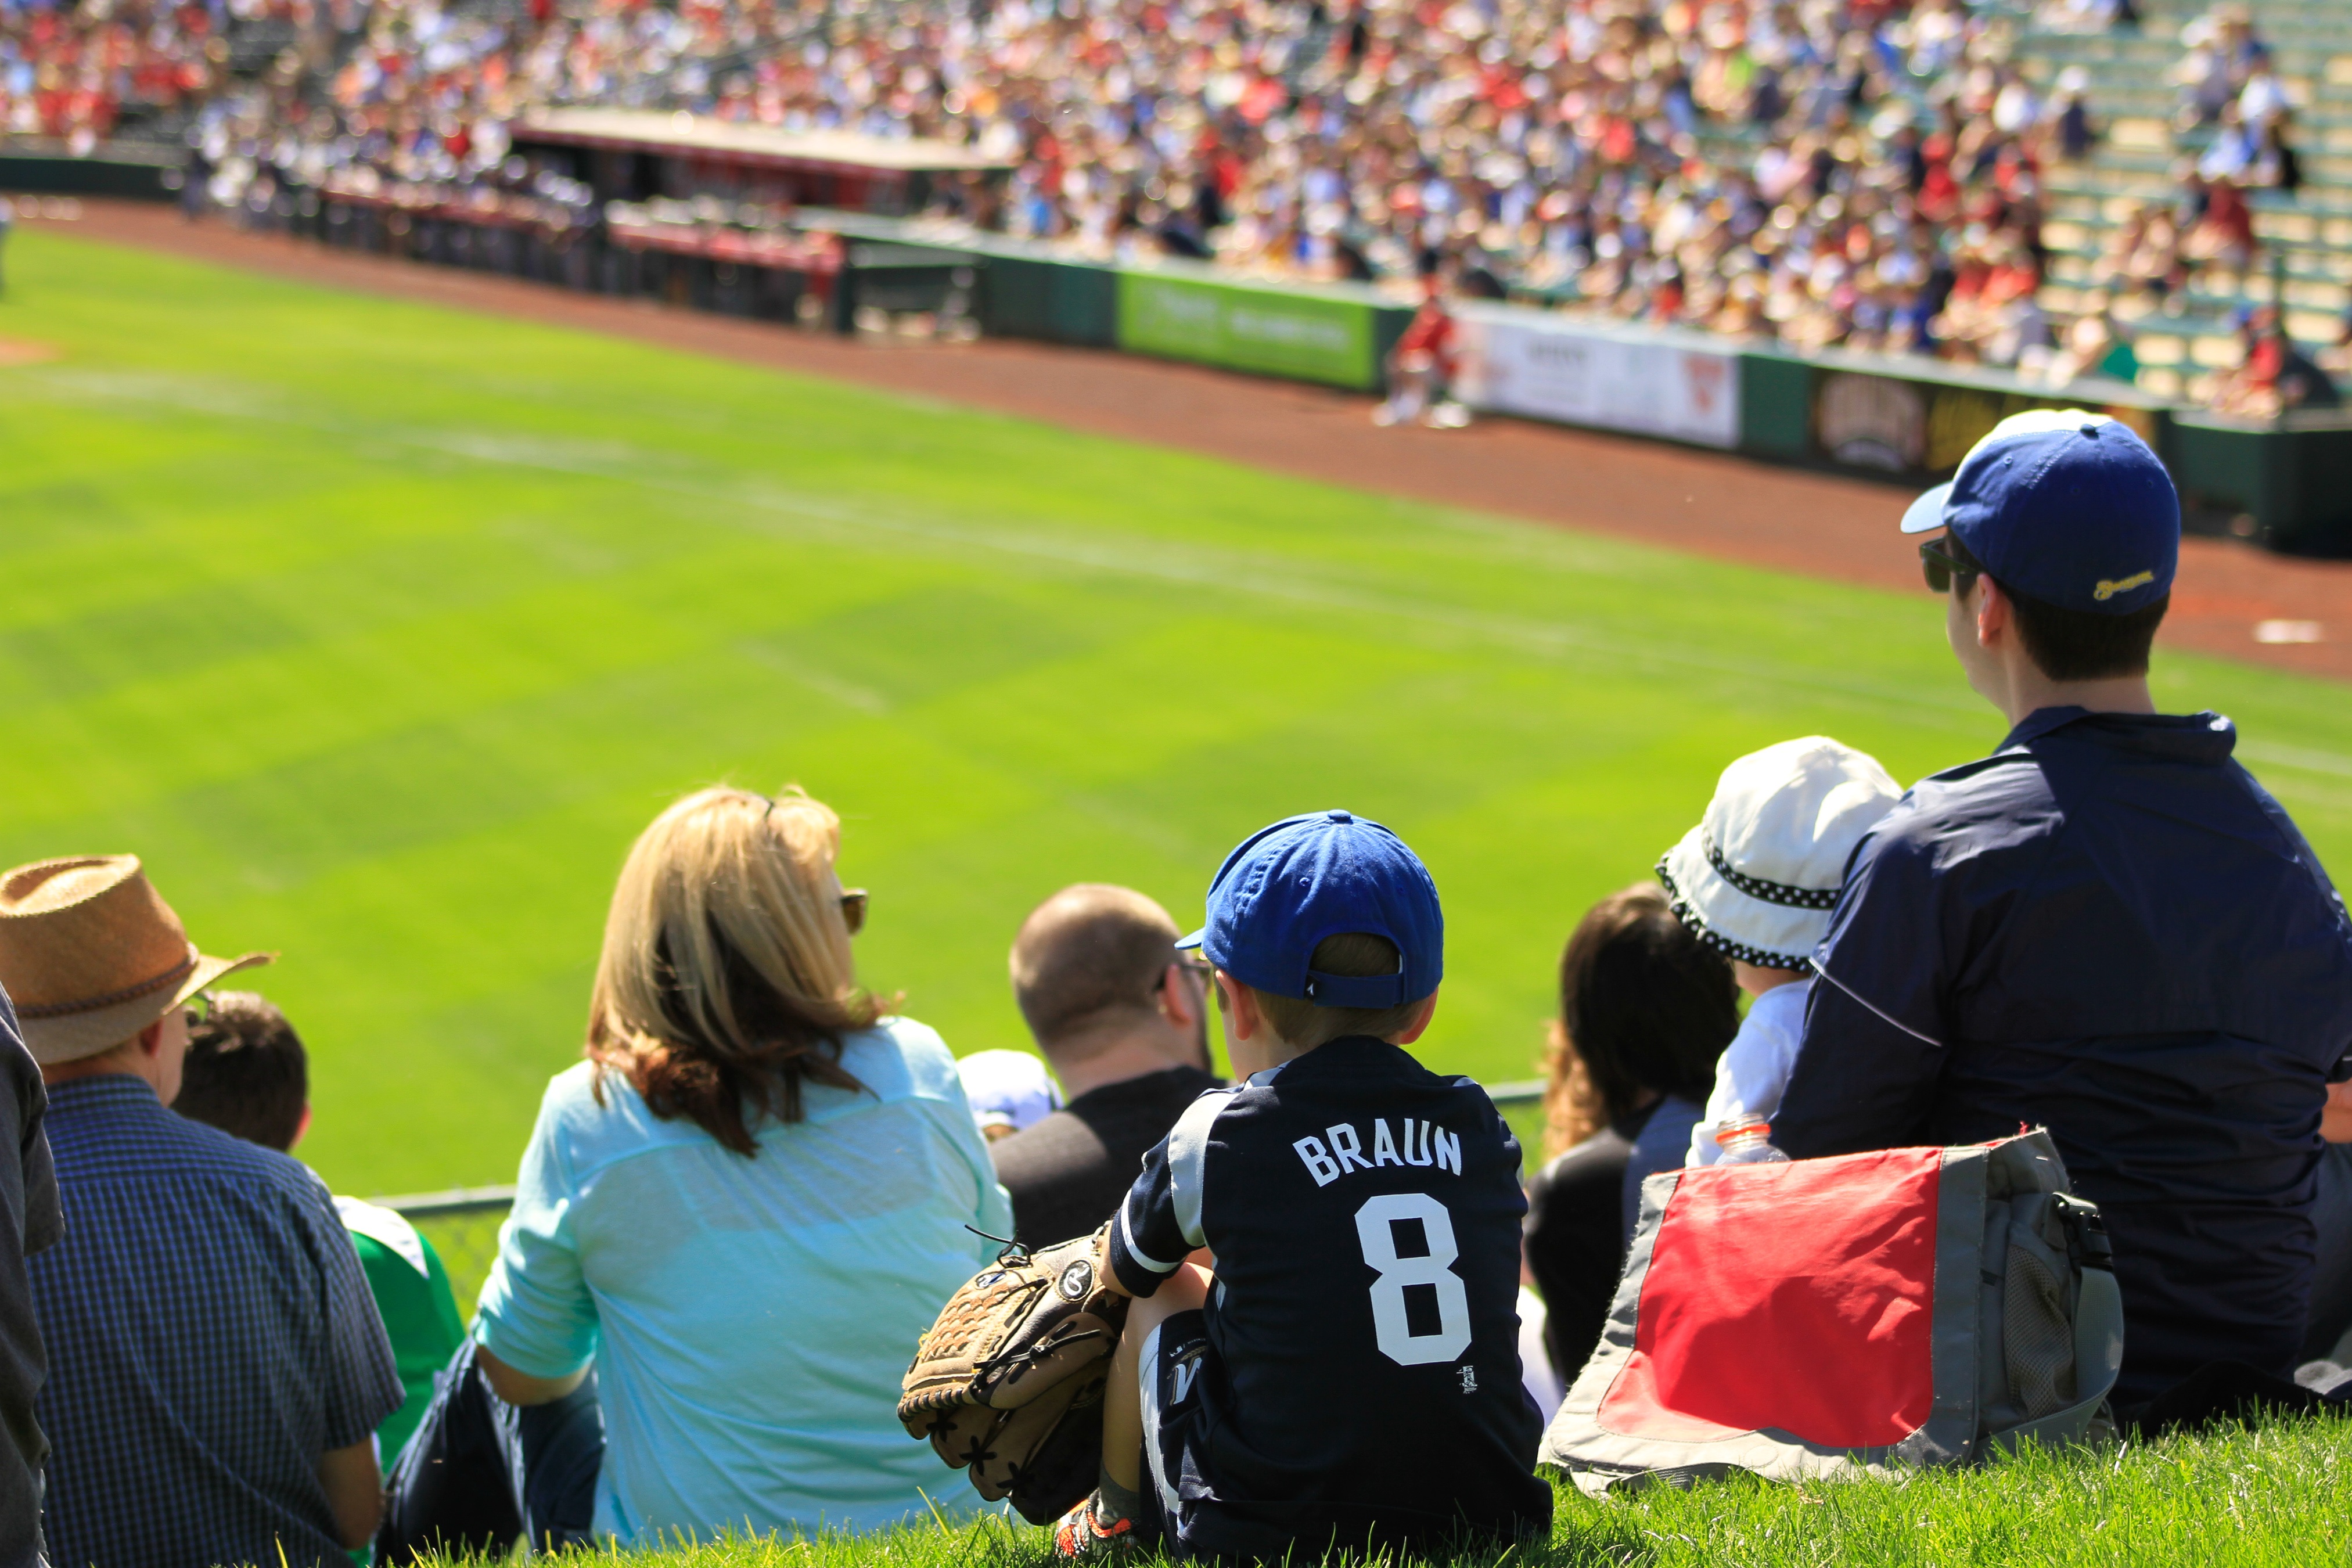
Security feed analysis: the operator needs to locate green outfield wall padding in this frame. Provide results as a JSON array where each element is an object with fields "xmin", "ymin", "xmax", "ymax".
[
  {"xmin": 982, "ymin": 254, "xmax": 1116, "ymax": 346},
  {"xmin": 1115, "ymin": 269, "xmax": 1383, "ymax": 390},
  {"xmin": 1368, "ymin": 302, "xmax": 1416, "ymax": 395},
  {"xmin": 0, "ymin": 153, "xmax": 177, "ymax": 199},
  {"xmin": 2170, "ymin": 415, "xmax": 2352, "ymax": 557},
  {"xmin": 1738, "ymin": 354, "xmax": 1814, "ymax": 458}
]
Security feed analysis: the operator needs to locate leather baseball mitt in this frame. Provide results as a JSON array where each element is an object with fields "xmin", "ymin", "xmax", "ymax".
[{"xmin": 900, "ymin": 1227, "xmax": 1129, "ymax": 1523}]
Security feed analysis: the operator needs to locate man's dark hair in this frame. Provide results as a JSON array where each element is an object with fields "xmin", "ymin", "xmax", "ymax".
[
  {"xmin": 1544, "ymin": 884, "xmax": 1739, "ymax": 1152},
  {"xmin": 1944, "ymin": 531, "xmax": 2168, "ymax": 682},
  {"xmin": 1009, "ymin": 885, "xmax": 1181, "ymax": 1051},
  {"xmin": 174, "ymin": 991, "xmax": 308, "ymax": 1153}
]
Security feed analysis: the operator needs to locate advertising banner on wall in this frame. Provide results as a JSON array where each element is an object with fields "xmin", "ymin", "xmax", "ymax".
[
  {"xmin": 1115, "ymin": 270, "xmax": 1381, "ymax": 389},
  {"xmin": 1808, "ymin": 366, "xmax": 2166, "ymax": 477},
  {"xmin": 1451, "ymin": 311, "xmax": 1742, "ymax": 449}
]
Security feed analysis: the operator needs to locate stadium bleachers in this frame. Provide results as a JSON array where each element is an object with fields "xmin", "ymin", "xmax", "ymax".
[
  {"xmin": 2023, "ymin": 0, "xmax": 2352, "ymax": 400},
  {"xmin": 19, "ymin": 0, "xmax": 2352, "ymax": 416}
]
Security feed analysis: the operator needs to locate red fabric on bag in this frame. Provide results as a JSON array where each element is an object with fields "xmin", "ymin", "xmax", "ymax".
[{"xmin": 1596, "ymin": 1148, "xmax": 1941, "ymax": 1449}]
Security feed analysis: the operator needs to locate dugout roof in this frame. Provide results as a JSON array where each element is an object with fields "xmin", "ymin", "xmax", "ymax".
[{"xmin": 513, "ymin": 109, "xmax": 1013, "ymax": 178}]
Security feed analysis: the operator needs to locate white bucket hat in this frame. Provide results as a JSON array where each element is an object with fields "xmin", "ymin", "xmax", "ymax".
[{"xmin": 1656, "ymin": 737, "xmax": 1903, "ymax": 970}]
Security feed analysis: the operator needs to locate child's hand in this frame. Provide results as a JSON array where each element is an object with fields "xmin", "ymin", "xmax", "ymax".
[{"xmin": 2324, "ymin": 1080, "xmax": 2352, "ymax": 1144}]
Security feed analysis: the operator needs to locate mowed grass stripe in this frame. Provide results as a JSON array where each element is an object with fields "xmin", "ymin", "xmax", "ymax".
[{"xmin": 4, "ymin": 228, "xmax": 2351, "ymax": 1196}]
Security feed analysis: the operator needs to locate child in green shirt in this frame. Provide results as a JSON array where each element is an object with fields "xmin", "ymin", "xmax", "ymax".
[{"xmin": 172, "ymin": 991, "xmax": 466, "ymax": 1463}]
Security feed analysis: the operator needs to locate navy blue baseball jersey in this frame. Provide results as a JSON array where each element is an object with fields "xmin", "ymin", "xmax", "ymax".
[{"xmin": 1106, "ymin": 1036, "xmax": 1551, "ymax": 1558}]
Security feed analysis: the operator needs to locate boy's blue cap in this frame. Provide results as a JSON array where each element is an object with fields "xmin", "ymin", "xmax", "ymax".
[
  {"xmin": 1176, "ymin": 810, "xmax": 1442, "ymax": 1009},
  {"xmin": 1898, "ymin": 409, "xmax": 2178, "ymax": 615}
]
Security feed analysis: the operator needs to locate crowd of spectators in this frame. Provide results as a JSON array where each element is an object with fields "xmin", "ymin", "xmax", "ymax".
[
  {"xmin": 31, "ymin": 0, "xmax": 2352, "ymax": 399},
  {"xmin": 1, "ymin": 0, "xmax": 246, "ymax": 156},
  {"xmin": 126, "ymin": 0, "xmax": 2134, "ymax": 368}
]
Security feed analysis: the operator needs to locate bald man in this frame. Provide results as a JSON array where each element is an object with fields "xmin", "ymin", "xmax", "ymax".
[{"xmin": 991, "ymin": 885, "xmax": 1221, "ymax": 1247}]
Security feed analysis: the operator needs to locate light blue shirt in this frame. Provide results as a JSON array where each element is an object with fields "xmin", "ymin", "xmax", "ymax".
[{"xmin": 474, "ymin": 1016, "xmax": 1012, "ymax": 1543}]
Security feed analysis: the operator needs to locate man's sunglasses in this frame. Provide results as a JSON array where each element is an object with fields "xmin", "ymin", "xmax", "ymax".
[
  {"xmin": 1919, "ymin": 535, "xmax": 1980, "ymax": 596},
  {"xmin": 840, "ymin": 889, "xmax": 869, "ymax": 936},
  {"xmin": 1153, "ymin": 955, "xmax": 1215, "ymax": 994}
]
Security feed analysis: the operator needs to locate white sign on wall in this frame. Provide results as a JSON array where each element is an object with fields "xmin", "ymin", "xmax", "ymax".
[{"xmin": 1451, "ymin": 312, "xmax": 1742, "ymax": 449}]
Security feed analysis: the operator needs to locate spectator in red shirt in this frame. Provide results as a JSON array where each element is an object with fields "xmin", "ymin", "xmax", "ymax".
[{"xmin": 1373, "ymin": 271, "xmax": 1467, "ymax": 430}]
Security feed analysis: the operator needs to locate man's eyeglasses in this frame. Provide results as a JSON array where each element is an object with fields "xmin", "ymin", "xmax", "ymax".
[
  {"xmin": 840, "ymin": 889, "xmax": 869, "ymax": 936},
  {"xmin": 1153, "ymin": 955, "xmax": 1214, "ymax": 994},
  {"xmin": 1919, "ymin": 535, "xmax": 1980, "ymax": 596}
]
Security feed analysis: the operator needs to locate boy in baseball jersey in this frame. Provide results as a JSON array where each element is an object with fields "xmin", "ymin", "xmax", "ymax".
[{"xmin": 1056, "ymin": 811, "xmax": 1551, "ymax": 1560}]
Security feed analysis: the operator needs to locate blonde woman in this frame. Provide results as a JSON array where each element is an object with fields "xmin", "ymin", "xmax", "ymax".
[{"xmin": 470, "ymin": 786, "xmax": 1010, "ymax": 1543}]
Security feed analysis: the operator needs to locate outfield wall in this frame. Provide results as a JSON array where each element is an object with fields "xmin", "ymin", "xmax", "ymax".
[{"xmin": 798, "ymin": 213, "xmax": 2352, "ymax": 555}]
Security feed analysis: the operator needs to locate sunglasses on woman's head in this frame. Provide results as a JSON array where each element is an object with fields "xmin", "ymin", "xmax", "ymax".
[
  {"xmin": 1919, "ymin": 536, "xmax": 1980, "ymax": 596},
  {"xmin": 840, "ymin": 889, "xmax": 868, "ymax": 936}
]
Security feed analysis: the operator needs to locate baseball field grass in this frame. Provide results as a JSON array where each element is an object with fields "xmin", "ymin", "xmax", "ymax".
[
  {"xmin": 8, "ymin": 227, "xmax": 2352, "ymax": 1566},
  {"xmin": 8, "ymin": 226, "xmax": 2352, "ymax": 1199},
  {"xmin": 383, "ymin": 1416, "xmax": 2349, "ymax": 1566}
]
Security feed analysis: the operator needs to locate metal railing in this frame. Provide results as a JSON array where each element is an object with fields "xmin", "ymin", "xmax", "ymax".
[
  {"xmin": 379, "ymin": 1185, "xmax": 517, "ymax": 1315},
  {"xmin": 373, "ymin": 1078, "xmax": 1549, "ymax": 1312}
]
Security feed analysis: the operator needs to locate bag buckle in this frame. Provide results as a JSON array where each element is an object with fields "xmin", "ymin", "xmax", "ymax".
[{"xmin": 2050, "ymin": 1192, "xmax": 2114, "ymax": 1272}]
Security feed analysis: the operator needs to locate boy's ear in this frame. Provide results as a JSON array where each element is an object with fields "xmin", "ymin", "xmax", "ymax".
[
  {"xmin": 293, "ymin": 1103, "xmax": 312, "ymax": 1150},
  {"xmin": 1213, "ymin": 969, "xmax": 1263, "ymax": 1044},
  {"xmin": 1388, "ymin": 988, "xmax": 1440, "ymax": 1046}
]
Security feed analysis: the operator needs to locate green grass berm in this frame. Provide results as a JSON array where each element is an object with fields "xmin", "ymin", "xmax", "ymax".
[{"xmin": 6, "ymin": 229, "xmax": 2352, "ymax": 1205}]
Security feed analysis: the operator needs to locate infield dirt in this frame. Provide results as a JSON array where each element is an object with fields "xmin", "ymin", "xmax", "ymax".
[{"xmin": 23, "ymin": 198, "xmax": 2352, "ymax": 684}]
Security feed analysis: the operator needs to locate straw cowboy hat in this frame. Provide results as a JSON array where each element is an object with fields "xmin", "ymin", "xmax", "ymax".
[
  {"xmin": 0, "ymin": 856, "xmax": 273, "ymax": 1065},
  {"xmin": 1656, "ymin": 737, "xmax": 1903, "ymax": 971}
]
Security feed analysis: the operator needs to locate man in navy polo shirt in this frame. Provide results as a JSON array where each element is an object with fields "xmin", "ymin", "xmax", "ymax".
[{"xmin": 1776, "ymin": 410, "xmax": 2352, "ymax": 1410}]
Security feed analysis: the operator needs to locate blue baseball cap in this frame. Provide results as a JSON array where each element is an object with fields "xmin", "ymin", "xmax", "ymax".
[
  {"xmin": 1177, "ymin": 810, "xmax": 1442, "ymax": 1008},
  {"xmin": 1898, "ymin": 409, "xmax": 2178, "ymax": 615}
]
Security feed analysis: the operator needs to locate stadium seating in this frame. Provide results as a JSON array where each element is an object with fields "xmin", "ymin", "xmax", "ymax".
[
  {"xmin": 2023, "ymin": 0, "xmax": 2352, "ymax": 400},
  {"xmin": 24, "ymin": 0, "xmax": 2352, "ymax": 411}
]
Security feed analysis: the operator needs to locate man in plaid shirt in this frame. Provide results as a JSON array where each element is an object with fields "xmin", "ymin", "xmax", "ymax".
[{"xmin": 0, "ymin": 856, "xmax": 401, "ymax": 1567}]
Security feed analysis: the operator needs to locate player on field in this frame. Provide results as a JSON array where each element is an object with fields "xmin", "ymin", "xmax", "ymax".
[{"xmin": 1055, "ymin": 810, "xmax": 1551, "ymax": 1559}]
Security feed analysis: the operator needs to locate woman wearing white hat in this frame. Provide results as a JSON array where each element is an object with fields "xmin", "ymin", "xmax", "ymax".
[{"xmin": 1655, "ymin": 737, "xmax": 1903, "ymax": 1166}]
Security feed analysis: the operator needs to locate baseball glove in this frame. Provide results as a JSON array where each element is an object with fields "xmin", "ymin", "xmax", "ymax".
[{"xmin": 900, "ymin": 1227, "xmax": 1129, "ymax": 1523}]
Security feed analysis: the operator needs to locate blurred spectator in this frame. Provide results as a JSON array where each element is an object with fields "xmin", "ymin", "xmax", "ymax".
[
  {"xmin": 2182, "ymin": 171, "xmax": 2257, "ymax": 275},
  {"xmin": 174, "ymin": 991, "xmax": 467, "ymax": 1466},
  {"xmin": 458, "ymin": 786, "xmax": 1010, "ymax": 1544},
  {"xmin": 2317, "ymin": 303, "xmax": 2352, "ymax": 379},
  {"xmin": 991, "ymin": 883, "xmax": 1219, "ymax": 1247},
  {"xmin": 2039, "ymin": 0, "xmax": 2135, "ymax": 32},
  {"xmin": 2049, "ymin": 67, "xmax": 2096, "ymax": 163},
  {"xmin": 0, "ymin": 991, "xmax": 57, "ymax": 1568},
  {"xmin": 1375, "ymin": 271, "xmax": 1468, "ymax": 428},
  {"xmin": 2214, "ymin": 305, "xmax": 2341, "ymax": 417},
  {"xmin": 956, "ymin": 1047, "xmax": 1062, "ymax": 1142},
  {"xmin": 1520, "ymin": 883, "xmax": 1738, "ymax": 1383},
  {"xmin": 2173, "ymin": 4, "xmax": 2264, "ymax": 132},
  {"xmin": 1, "ymin": 855, "xmax": 398, "ymax": 1568},
  {"xmin": 2033, "ymin": 298, "xmax": 2138, "ymax": 386}
]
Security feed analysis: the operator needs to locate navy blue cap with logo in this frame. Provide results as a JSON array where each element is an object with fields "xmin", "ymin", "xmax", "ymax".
[
  {"xmin": 1176, "ymin": 810, "xmax": 1443, "ymax": 1008},
  {"xmin": 1899, "ymin": 409, "xmax": 2180, "ymax": 614}
]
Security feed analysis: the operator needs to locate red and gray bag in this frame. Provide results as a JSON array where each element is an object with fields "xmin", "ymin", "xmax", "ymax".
[{"xmin": 1539, "ymin": 1128, "xmax": 2123, "ymax": 1490}]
